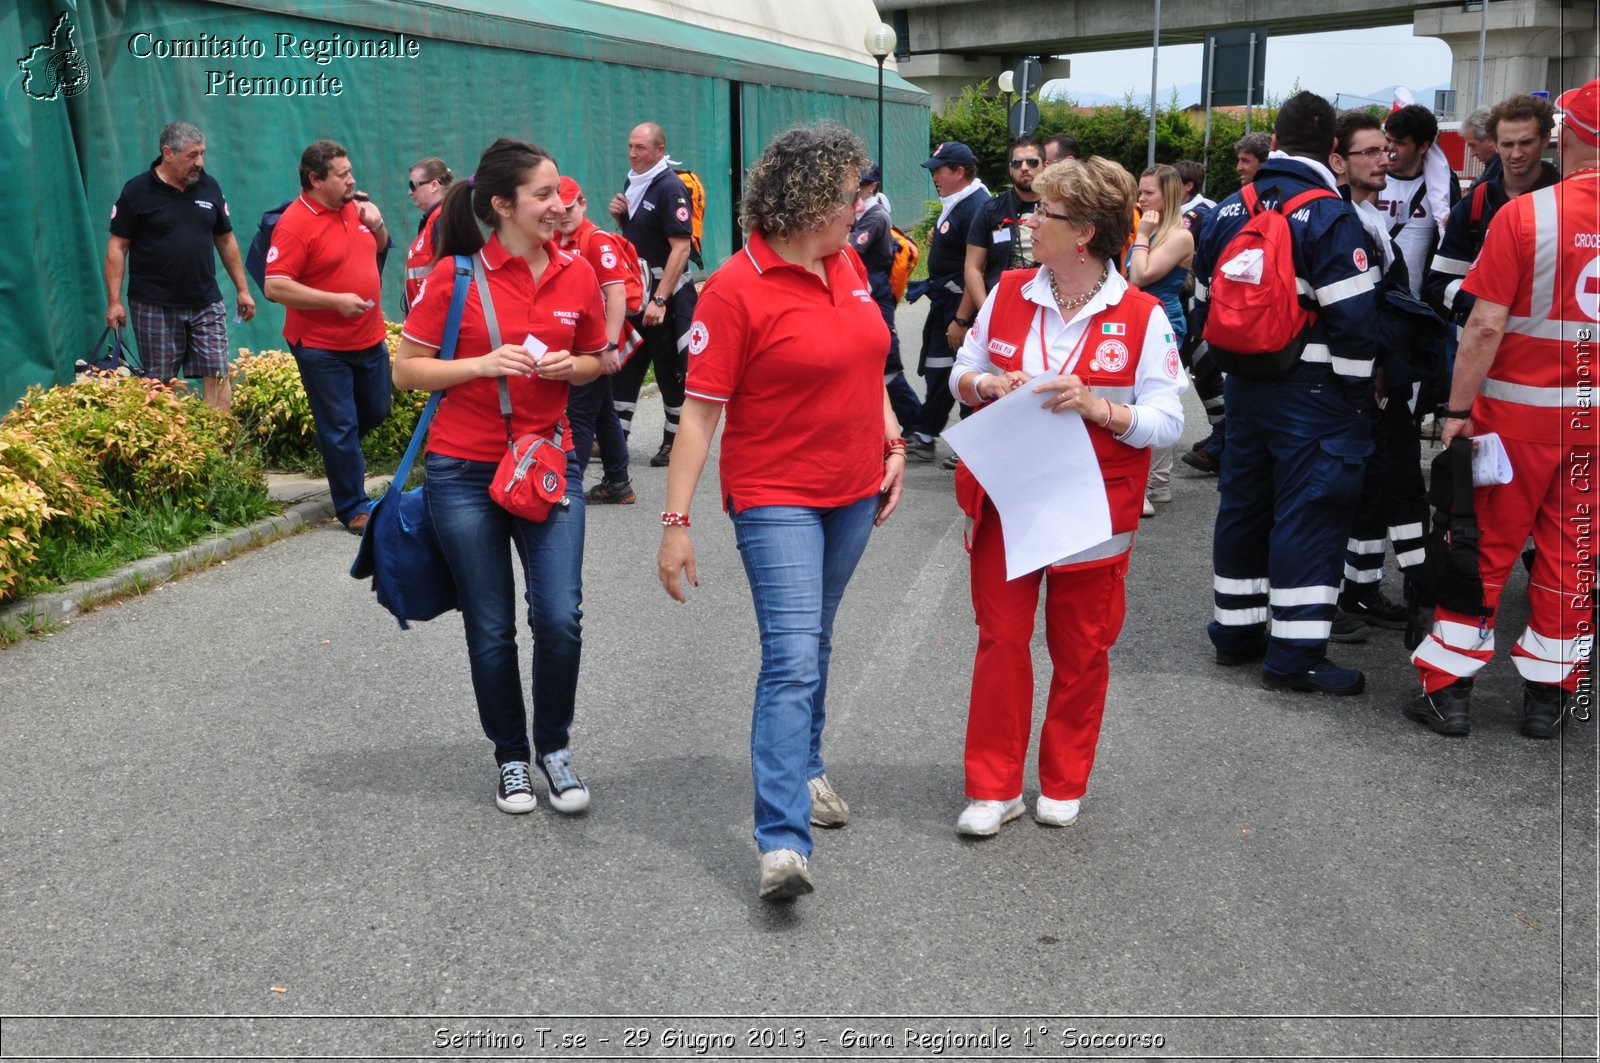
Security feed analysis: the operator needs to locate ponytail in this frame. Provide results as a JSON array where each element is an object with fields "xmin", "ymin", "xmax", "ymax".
[{"xmin": 431, "ymin": 137, "xmax": 557, "ymax": 265}]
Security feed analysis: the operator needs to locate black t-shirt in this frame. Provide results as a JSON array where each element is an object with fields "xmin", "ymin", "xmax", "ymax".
[
  {"xmin": 966, "ymin": 189, "xmax": 1040, "ymax": 290},
  {"xmin": 110, "ymin": 161, "xmax": 232, "ymax": 307},
  {"xmin": 621, "ymin": 170, "xmax": 695, "ymax": 276}
]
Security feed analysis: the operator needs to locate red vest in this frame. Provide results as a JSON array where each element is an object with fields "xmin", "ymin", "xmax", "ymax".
[
  {"xmin": 955, "ymin": 270, "xmax": 1159, "ymax": 568},
  {"xmin": 403, "ymin": 206, "xmax": 441, "ymax": 312}
]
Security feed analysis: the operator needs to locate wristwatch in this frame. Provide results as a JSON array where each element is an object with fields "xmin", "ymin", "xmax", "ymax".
[
  {"xmin": 650, "ymin": 295, "xmax": 668, "ymax": 307},
  {"xmin": 953, "ymin": 316, "xmax": 974, "ymax": 328},
  {"xmin": 603, "ymin": 342, "xmax": 620, "ymax": 352}
]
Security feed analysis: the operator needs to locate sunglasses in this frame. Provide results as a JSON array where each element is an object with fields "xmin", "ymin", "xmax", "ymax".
[
  {"xmin": 407, "ymin": 178, "xmax": 436, "ymax": 191},
  {"xmin": 1010, "ymin": 157, "xmax": 1044, "ymax": 168}
]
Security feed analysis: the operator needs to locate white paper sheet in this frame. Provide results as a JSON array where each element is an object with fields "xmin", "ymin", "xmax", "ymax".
[
  {"xmin": 942, "ymin": 382, "xmax": 1113, "ymax": 580},
  {"xmin": 522, "ymin": 333, "xmax": 548, "ymax": 365},
  {"xmin": 1470, "ymin": 432, "xmax": 1514, "ymax": 487}
]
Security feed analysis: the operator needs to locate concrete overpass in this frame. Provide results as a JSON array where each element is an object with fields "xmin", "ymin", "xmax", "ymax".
[{"xmin": 876, "ymin": 0, "xmax": 1597, "ymax": 116}]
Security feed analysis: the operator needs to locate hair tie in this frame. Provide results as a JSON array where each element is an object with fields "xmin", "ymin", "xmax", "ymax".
[{"xmin": 468, "ymin": 174, "xmax": 475, "ymax": 188}]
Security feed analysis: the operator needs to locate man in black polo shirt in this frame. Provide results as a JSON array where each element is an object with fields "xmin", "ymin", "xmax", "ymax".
[
  {"xmin": 104, "ymin": 121, "xmax": 254, "ymax": 410},
  {"xmin": 608, "ymin": 121, "xmax": 698, "ymax": 467},
  {"xmin": 945, "ymin": 136, "xmax": 1044, "ymax": 355}
]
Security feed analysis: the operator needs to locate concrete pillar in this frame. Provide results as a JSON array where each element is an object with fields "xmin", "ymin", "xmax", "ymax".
[
  {"xmin": 1415, "ymin": 0, "xmax": 1597, "ymax": 116},
  {"xmin": 897, "ymin": 52, "xmax": 1071, "ymax": 114}
]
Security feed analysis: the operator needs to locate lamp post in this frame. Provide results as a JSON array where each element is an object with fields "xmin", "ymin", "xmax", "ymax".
[{"xmin": 865, "ymin": 23, "xmax": 897, "ymax": 184}]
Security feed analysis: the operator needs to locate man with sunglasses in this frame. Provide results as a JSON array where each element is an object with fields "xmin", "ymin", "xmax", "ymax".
[
  {"xmin": 402, "ymin": 156, "xmax": 452, "ymax": 314},
  {"xmin": 945, "ymin": 137, "xmax": 1046, "ymax": 358}
]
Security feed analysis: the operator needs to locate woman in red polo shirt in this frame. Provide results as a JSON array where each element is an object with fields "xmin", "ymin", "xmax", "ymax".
[
  {"xmin": 394, "ymin": 138, "xmax": 607, "ymax": 818},
  {"xmin": 949, "ymin": 156, "xmax": 1186, "ymax": 838},
  {"xmin": 655, "ymin": 123, "xmax": 906, "ymax": 902}
]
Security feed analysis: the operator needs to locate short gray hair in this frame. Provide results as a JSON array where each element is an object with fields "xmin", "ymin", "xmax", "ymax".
[
  {"xmin": 1463, "ymin": 106, "xmax": 1492, "ymax": 139},
  {"xmin": 1234, "ymin": 132, "xmax": 1271, "ymax": 161},
  {"xmin": 160, "ymin": 121, "xmax": 203, "ymax": 155}
]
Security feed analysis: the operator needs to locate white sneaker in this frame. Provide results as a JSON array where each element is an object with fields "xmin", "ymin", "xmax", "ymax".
[
  {"xmin": 1141, "ymin": 497, "xmax": 1156, "ymax": 518},
  {"xmin": 1147, "ymin": 488, "xmax": 1173, "ymax": 504},
  {"xmin": 807, "ymin": 774, "xmax": 849, "ymax": 827},
  {"xmin": 1034, "ymin": 795, "xmax": 1081, "ymax": 827},
  {"xmin": 758, "ymin": 849, "xmax": 814, "ymax": 900},
  {"xmin": 956, "ymin": 795, "xmax": 1024, "ymax": 837}
]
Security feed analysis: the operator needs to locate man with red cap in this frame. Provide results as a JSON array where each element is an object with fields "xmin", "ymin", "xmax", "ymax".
[
  {"xmin": 557, "ymin": 175, "xmax": 638, "ymax": 504},
  {"xmin": 1406, "ymin": 80, "xmax": 1600, "ymax": 738}
]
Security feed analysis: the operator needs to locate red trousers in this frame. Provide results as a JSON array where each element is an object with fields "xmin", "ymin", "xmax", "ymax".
[
  {"xmin": 965, "ymin": 501, "xmax": 1129, "ymax": 801},
  {"xmin": 1412, "ymin": 435, "xmax": 1596, "ymax": 693}
]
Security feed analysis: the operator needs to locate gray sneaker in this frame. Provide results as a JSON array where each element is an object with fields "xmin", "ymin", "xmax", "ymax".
[
  {"xmin": 758, "ymin": 849, "xmax": 814, "ymax": 900},
  {"xmin": 807, "ymin": 774, "xmax": 849, "ymax": 828},
  {"xmin": 538, "ymin": 749, "xmax": 590, "ymax": 813}
]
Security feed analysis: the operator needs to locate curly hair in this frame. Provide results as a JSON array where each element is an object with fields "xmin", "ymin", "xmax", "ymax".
[
  {"xmin": 1488, "ymin": 93, "xmax": 1556, "ymax": 142},
  {"xmin": 1032, "ymin": 156, "xmax": 1136, "ymax": 263},
  {"xmin": 740, "ymin": 122, "xmax": 868, "ymax": 239}
]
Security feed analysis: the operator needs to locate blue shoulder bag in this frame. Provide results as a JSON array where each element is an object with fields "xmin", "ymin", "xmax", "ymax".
[{"xmin": 349, "ymin": 255, "xmax": 473, "ymax": 628}]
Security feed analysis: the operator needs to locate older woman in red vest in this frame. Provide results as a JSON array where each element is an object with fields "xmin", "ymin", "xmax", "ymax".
[{"xmin": 949, "ymin": 156, "xmax": 1187, "ymax": 837}]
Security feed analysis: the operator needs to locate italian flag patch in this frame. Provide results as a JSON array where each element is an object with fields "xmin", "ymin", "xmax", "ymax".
[{"xmin": 1101, "ymin": 322, "xmax": 1125, "ymax": 335}]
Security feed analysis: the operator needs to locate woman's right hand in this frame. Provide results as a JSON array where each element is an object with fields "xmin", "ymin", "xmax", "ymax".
[
  {"xmin": 975, "ymin": 370, "xmax": 1031, "ymax": 401},
  {"xmin": 658, "ymin": 529, "xmax": 698, "ymax": 602},
  {"xmin": 1137, "ymin": 210, "xmax": 1160, "ymax": 237},
  {"xmin": 477, "ymin": 344, "xmax": 539, "ymax": 378}
]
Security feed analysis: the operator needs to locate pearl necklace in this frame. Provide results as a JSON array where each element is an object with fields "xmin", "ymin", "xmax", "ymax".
[{"xmin": 1049, "ymin": 262, "xmax": 1109, "ymax": 312}]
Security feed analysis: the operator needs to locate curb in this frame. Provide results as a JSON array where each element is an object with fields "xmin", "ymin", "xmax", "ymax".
[{"xmin": 0, "ymin": 478, "xmax": 388, "ymax": 636}]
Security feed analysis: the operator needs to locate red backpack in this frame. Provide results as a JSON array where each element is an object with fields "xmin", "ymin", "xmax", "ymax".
[
  {"xmin": 580, "ymin": 226, "xmax": 648, "ymax": 314},
  {"xmin": 1203, "ymin": 183, "xmax": 1339, "ymax": 377}
]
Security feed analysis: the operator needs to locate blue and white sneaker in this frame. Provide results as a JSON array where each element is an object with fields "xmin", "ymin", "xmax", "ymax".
[
  {"xmin": 495, "ymin": 760, "xmax": 537, "ymax": 814},
  {"xmin": 539, "ymin": 749, "xmax": 591, "ymax": 814}
]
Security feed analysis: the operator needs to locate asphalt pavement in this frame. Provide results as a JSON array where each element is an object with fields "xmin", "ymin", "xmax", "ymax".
[{"xmin": 1, "ymin": 300, "xmax": 1595, "ymax": 1061}]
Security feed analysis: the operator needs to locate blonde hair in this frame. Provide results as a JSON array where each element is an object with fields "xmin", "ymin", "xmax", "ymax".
[
  {"xmin": 1032, "ymin": 156, "xmax": 1136, "ymax": 262},
  {"xmin": 1139, "ymin": 164, "xmax": 1185, "ymax": 251}
]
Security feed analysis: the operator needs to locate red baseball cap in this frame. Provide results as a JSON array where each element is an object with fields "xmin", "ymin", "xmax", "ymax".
[
  {"xmin": 1557, "ymin": 80, "xmax": 1600, "ymax": 147},
  {"xmin": 558, "ymin": 176, "xmax": 582, "ymax": 207}
]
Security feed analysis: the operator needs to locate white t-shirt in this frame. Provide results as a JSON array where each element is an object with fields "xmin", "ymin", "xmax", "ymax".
[{"xmin": 1377, "ymin": 172, "xmax": 1431, "ymax": 298}]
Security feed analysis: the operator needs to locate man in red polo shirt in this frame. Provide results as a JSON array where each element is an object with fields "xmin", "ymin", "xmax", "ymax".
[{"xmin": 263, "ymin": 139, "xmax": 393, "ymax": 534}]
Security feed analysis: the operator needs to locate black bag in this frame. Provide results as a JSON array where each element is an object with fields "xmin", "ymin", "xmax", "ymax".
[
  {"xmin": 1416, "ymin": 436, "xmax": 1492, "ymax": 619},
  {"xmin": 348, "ymin": 256, "xmax": 472, "ymax": 629},
  {"xmin": 75, "ymin": 326, "xmax": 144, "ymax": 378},
  {"xmin": 247, "ymin": 197, "xmax": 389, "ymax": 300}
]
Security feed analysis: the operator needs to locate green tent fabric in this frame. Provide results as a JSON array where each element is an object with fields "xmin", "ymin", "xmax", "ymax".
[{"xmin": 2, "ymin": 0, "xmax": 929, "ymax": 409}]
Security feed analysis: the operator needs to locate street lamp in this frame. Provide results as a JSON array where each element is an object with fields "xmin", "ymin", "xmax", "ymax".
[{"xmin": 864, "ymin": 23, "xmax": 897, "ymax": 184}]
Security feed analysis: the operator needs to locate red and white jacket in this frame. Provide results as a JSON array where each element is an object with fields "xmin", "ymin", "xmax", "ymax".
[{"xmin": 951, "ymin": 267, "xmax": 1187, "ymax": 569}]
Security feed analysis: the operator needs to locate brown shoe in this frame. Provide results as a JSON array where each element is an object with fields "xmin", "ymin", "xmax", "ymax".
[{"xmin": 344, "ymin": 512, "xmax": 370, "ymax": 535}]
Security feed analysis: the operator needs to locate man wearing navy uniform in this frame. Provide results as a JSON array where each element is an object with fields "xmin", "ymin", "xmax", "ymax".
[
  {"xmin": 850, "ymin": 164, "xmax": 919, "ymax": 436},
  {"xmin": 1193, "ymin": 92, "xmax": 1382, "ymax": 695},
  {"xmin": 104, "ymin": 121, "xmax": 255, "ymax": 410},
  {"xmin": 608, "ymin": 121, "xmax": 697, "ymax": 467}
]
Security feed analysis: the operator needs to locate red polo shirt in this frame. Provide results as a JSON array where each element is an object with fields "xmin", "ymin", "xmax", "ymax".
[
  {"xmin": 264, "ymin": 194, "xmax": 387, "ymax": 350},
  {"xmin": 402, "ymin": 234, "xmax": 606, "ymax": 463},
  {"xmin": 559, "ymin": 218, "xmax": 633, "ymax": 291},
  {"xmin": 685, "ymin": 232, "xmax": 889, "ymax": 511}
]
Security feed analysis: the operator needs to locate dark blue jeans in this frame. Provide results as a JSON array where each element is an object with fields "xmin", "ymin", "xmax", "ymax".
[
  {"xmin": 567, "ymin": 376, "xmax": 629, "ymax": 483},
  {"xmin": 425, "ymin": 452, "xmax": 586, "ymax": 763},
  {"xmin": 289, "ymin": 340, "xmax": 391, "ymax": 523}
]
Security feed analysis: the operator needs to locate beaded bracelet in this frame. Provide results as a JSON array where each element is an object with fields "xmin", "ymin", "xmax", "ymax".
[{"xmin": 660, "ymin": 512, "xmax": 691, "ymax": 528}]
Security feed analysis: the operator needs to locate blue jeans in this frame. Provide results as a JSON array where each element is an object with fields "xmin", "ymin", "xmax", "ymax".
[
  {"xmin": 425, "ymin": 451, "xmax": 586, "ymax": 763},
  {"xmin": 730, "ymin": 496, "xmax": 877, "ymax": 855},
  {"xmin": 567, "ymin": 376, "xmax": 629, "ymax": 483},
  {"xmin": 290, "ymin": 341, "xmax": 391, "ymax": 523}
]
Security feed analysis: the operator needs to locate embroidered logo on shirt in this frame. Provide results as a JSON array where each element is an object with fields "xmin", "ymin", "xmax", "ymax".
[
  {"xmin": 266, "ymin": 246, "xmax": 280, "ymax": 264},
  {"xmin": 1094, "ymin": 339, "xmax": 1129, "ymax": 373},
  {"xmin": 1353, "ymin": 247, "xmax": 1368, "ymax": 272},
  {"xmin": 195, "ymin": 200, "xmax": 214, "ymax": 211},
  {"xmin": 1165, "ymin": 347, "xmax": 1182, "ymax": 379},
  {"xmin": 687, "ymin": 321, "xmax": 709, "ymax": 355},
  {"xmin": 939, "ymin": 221, "xmax": 950, "ymax": 234},
  {"xmin": 600, "ymin": 252, "xmax": 618, "ymax": 269},
  {"xmin": 110, "ymin": 204, "xmax": 116, "ymax": 220},
  {"xmin": 1101, "ymin": 322, "xmax": 1125, "ymax": 335},
  {"xmin": 855, "ymin": 231, "xmax": 870, "ymax": 246},
  {"xmin": 988, "ymin": 338, "xmax": 1017, "ymax": 358},
  {"xmin": 675, "ymin": 206, "xmax": 690, "ymax": 223},
  {"xmin": 554, "ymin": 309, "xmax": 580, "ymax": 325}
]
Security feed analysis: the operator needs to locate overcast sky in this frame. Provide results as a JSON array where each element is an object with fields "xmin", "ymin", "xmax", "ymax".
[{"xmin": 1045, "ymin": 25, "xmax": 1455, "ymax": 108}]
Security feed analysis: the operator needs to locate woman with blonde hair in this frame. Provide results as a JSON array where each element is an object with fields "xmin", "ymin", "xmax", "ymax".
[
  {"xmin": 949, "ymin": 156, "xmax": 1185, "ymax": 837},
  {"xmin": 1126, "ymin": 163, "xmax": 1194, "ymax": 514}
]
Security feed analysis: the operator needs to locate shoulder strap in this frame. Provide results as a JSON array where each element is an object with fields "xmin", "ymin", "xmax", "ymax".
[
  {"xmin": 1389, "ymin": 181, "xmax": 1429, "ymax": 237},
  {"xmin": 469, "ymin": 254, "xmax": 514, "ymax": 444},
  {"xmin": 391, "ymin": 256, "xmax": 473, "ymax": 491},
  {"xmin": 1240, "ymin": 183, "xmax": 1261, "ymax": 216},
  {"xmin": 1469, "ymin": 182, "xmax": 1489, "ymax": 226},
  {"xmin": 1281, "ymin": 187, "xmax": 1337, "ymax": 214}
]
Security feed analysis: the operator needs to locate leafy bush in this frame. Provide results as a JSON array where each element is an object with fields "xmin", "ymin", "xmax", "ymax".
[
  {"xmin": 231, "ymin": 322, "xmax": 425, "ymax": 474},
  {"xmin": 0, "ymin": 372, "xmax": 273, "ymax": 603}
]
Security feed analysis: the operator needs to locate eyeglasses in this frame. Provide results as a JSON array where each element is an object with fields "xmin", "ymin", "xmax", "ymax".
[
  {"xmin": 1010, "ymin": 157, "xmax": 1044, "ymax": 168},
  {"xmin": 407, "ymin": 178, "xmax": 436, "ymax": 191},
  {"xmin": 1033, "ymin": 205, "xmax": 1073, "ymax": 223},
  {"xmin": 1343, "ymin": 147, "xmax": 1388, "ymax": 160}
]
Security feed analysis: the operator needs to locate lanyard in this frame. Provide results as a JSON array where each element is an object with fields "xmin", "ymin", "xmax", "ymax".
[{"xmin": 1035, "ymin": 303, "xmax": 1094, "ymax": 376}]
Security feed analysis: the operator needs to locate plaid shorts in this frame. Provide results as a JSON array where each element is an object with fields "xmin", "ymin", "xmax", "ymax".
[{"xmin": 129, "ymin": 300, "xmax": 229, "ymax": 380}]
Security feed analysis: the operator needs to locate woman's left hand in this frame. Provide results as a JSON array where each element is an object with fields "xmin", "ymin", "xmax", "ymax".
[
  {"xmin": 876, "ymin": 454, "xmax": 905, "ymax": 526},
  {"xmin": 1137, "ymin": 210, "xmax": 1160, "ymax": 237},
  {"xmin": 535, "ymin": 349, "xmax": 576, "ymax": 381},
  {"xmin": 1034, "ymin": 372, "xmax": 1101, "ymax": 416}
]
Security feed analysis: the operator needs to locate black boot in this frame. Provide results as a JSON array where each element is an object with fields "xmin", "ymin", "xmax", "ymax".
[
  {"xmin": 1521, "ymin": 681, "xmax": 1569, "ymax": 740},
  {"xmin": 1404, "ymin": 678, "xmax": 1473, "ymax": 737}
]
